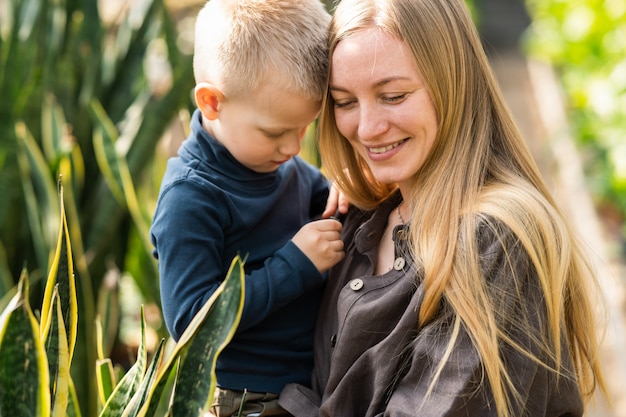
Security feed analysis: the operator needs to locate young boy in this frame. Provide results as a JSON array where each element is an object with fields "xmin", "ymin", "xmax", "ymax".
[{"xmin": 150, "ymin": 0, "xmax": 344, "ymax": 415}]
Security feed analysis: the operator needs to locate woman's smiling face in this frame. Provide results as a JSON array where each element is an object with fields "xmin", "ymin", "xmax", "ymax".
[{"xmin": 329, "ymin": 28, "xmax": 438, "ymax": 191}]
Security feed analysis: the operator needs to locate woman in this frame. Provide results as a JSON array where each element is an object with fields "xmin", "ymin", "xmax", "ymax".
[{"xmin": 279, "ymin": 0, "xmax": 607, "ymax": 416}]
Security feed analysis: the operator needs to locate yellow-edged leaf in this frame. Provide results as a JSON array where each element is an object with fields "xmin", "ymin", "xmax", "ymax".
[
  {"xmin": 98, "ymin": 306, "xmax": 148, "ymax": 417},
  {"xmin": 40, "ymin": 181, "xmax": 78, "ymax": 364},
  {"xmin": 139, "ymin": 256, "xmax": 244, "ymax": 416},
  {"xmin": 122, "ymin": 338, "xmax": 165, "ymax": 417},
  {"xmin": 96, "ymin": 358, "xmax": 117, "ymax": 407},
  {"xmin": 0, "ymin": 270, "xmax": 51, "ymax": 416},
  {"xmin": 42, "ymin": 286, "xmax": 70, "ymax": 417}
]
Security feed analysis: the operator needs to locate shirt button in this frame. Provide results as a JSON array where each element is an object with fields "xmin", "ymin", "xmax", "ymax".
[
  {"xmin": 393, "ymin": 257, "xmax": 406, "ymax": 270},
  {"xmin": 350, "ymin": 279, "xmax": 364, "ymax": 291}
]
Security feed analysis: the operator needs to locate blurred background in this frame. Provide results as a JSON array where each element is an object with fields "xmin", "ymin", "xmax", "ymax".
[{"xmin": 0, "ymin": 0, "xmax": 624, "ymax": 415}]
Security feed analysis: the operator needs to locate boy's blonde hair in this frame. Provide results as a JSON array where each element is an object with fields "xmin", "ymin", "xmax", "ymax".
[{"xmin": 193, "ymin": 0, "xmax": 330, "ymax": 100}]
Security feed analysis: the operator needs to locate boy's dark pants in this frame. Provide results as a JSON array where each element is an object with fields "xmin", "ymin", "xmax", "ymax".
[{"xmin": 211, "ymin": 387, "xmax": 292, "ymax": 417}]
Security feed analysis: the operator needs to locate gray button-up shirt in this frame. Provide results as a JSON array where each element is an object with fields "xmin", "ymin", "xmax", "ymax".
[{"xmin": 281, "ymin": 192, "xmax": 583, "ymax": 417}]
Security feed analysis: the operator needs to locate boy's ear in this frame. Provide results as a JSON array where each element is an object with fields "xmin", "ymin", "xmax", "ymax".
[{"xmin": 195, "ymin": 82, "xmax": 224, "ymax": 121}]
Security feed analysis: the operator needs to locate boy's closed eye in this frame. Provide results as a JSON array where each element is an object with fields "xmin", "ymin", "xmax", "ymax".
[{"xmin": 261, "ymin": 129, "xmax": 286, "ymax": 139}]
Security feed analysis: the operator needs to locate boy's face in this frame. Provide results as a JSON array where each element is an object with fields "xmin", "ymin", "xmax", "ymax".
[{"xmin": 211, "ymin": 83, "xmax": 321, "ymax": 173}]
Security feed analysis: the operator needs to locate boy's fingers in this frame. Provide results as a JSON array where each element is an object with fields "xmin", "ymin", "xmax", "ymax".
[{"xmin": 315, "ymin": 218, "xmax": 343, "ymax": 231}]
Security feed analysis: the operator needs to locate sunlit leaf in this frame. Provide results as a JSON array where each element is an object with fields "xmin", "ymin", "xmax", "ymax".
[
  {"xmin": 0, "ymin": 270, "xmax": 51, "ymax": 416},
  {"xmin": 40, "ymin": 180, "xmax": 78, "ymax": 363},
  {"xmin": 139, "ymin": 257, "xmax": 245, "ymax": 416},
  {"xmin": 98, "ymin": 306, "xmax": 148, "ymax": 417},
  {"xmin": 123, "ymin": 338, "xmax": 165, "ymax": 417},
  {"xmin": 42, "ymin": 286, "xmax": 70, "ymax": 417}
]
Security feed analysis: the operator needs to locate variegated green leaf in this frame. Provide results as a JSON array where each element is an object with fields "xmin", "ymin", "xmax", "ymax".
[
  {"xmin": 43, "ymin": 0, "xmax": 67, "ymax": 64},
  {"xmin": 0, "ymin": 0, "xmax": 43, "ymax": 114},
  {"xmin": 98, "ymin": 306, "xmax": 148, "ymax": 417},
  {"xmin": 0, "ymin": 240, "xmax": 14, "ymax": 298},
  {"xmin": 122, "ymin": 338, "xmax": 165, "ymax": 417},
  {"xmin": 140, "ymin": 256, "xmax": 245, "ymax": 416},
  {"xmin": 172, "ymin": 256, "xmax": 244, "ymax": 414},
  {"xmin": 96, "ymin": 267, "xmax": 121, "ymax": 360},
  {"xmin": 15, "ymin": 121, "xmax": 60, "ymax": 268},
  {"xmin": 42, "ymin": 286, "xmax": 70, "ymax": 417},
  {"xmin": 96, "ymin": 358, "xmax": 117, "ymax": 408},
  {"xmin": 67, "ymin": 377, "xmax": 83, "ymax": 417},
  {"xmin": 89, "ymin": 98, "xmax": 158, "ymax": 288},
  {"xmin": 40, "ymin": 180, "xmax": 78, "ymax": 363},
  {"xmin": 0, "ymin": 270, "xmax": 51, "ymax": 417},
  {"xmin": 41, "ymin": 93, "xmax": 71, "ymax": 164},
  {"xmin": 137, "ymin": 353, "xmax": 179, "ymax": 417},
  {"xmin": 90, "ymin": 99, "xmax": 125, "ymax": 205},
  {"xmin": 96, "ymin": 316, "xmax": 118, "ymax": 406}
]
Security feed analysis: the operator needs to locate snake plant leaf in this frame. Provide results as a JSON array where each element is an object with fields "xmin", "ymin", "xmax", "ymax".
[
  {"xmin": 140, "ymin": 256, "xmax": 245, "ymax": 416},
  {"xmin": 96, "ymin": 316, "xmax": 118, "ymax": 406},
  {"xmin": 0, "ymin": 242, "xmax": 15, "ymax": 307},
  {"xmin": 15, "ymin": 121, "xmax": 60, "ymax": 268},
  {"xmin": 97, "ymin": 269, "xmax": 121, "ymax": 360},
  {"xmin": 67, "ymin": 377, "xmax": 83, "ymax": 417},
  {"xmin": 136, "ymin": 353, "xmax": 179, "ymax": 417},
  {"xmin": 122, "ymin": 338, "xmax": 165, "ymax": 417},
  {"xmin": 41, "ymin": 93, "xmax": 71, "ymax": 165},
  {"xmin": 1, "ymin": 0, "xmax": 43, "ymax": 115},
  {"xmin": 41, "ymin": 285, "xmax": 70, "ymax": 417},
  {"xmin": 96, "ymin": 358, "xmax": 117, "ymax": 408},
  {"xmin": 0, "ymin": 269, "xmax": 51, "ymax": 417},
  {"xmin": 172, "ymin": 256, "xmax": 244, "ymax": 414},
  {"xmin": 137, "ymin": 257, "xmax": 244, "ymax": 417},
  {"xmin": 89, "ymin": 98, "xmax": 158, "ymax": 286},
  {"xmin": 106, "ymin": 0, "xmax": 163, "ymax": 123},
  {"xmin": 98, "ymin": 306, "xmax": 148, "ymax": 417},
  {"xmin": 89, "ymin": 98, "xmax": 154, "ymax": 247},
  {"xmin": 90, "ymin": 100, "xmax": 125, "ymax": 205},
  {"xmin": 43, "ymin": 0, "xmax": 67, "ymax": 66},
  {"xmin": 40, "ymin": 180, "xmax": 78, "ymax": 364}
]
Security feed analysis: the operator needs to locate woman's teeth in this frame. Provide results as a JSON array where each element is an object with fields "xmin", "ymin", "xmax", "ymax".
[{"xmin": 369, "ymin": 139, "xmax": 405, "ymax": 154}]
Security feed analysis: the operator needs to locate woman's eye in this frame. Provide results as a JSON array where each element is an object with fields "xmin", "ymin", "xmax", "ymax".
[
  {"xmin": 333, "ymin": 100, "xmax": 355, "ymax": 109},
  {"xmin": 383, "ymin": 94, "xmax": 407, "ymax": 103}
]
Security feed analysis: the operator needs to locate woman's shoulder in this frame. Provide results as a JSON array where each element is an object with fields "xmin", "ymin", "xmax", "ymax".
[{"xmin": 473, "ymin": 181, "xmax": 566, "ymax": 247}]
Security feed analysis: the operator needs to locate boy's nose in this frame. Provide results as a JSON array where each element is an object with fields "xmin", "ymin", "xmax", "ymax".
[{"xmin": 280, "ymin": 133, "xmax": 302, "ymax": 156}]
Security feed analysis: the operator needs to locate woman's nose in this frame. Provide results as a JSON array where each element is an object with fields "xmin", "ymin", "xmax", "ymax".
[{"xmin": 357, "ymin": 104, "xmax": 388, "ymax": 141}]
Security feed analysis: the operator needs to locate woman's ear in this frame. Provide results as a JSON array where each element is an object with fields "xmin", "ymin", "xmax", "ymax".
[{"xmin": 194, "ymin": 82, "xmax": 225, "ymax": 120}]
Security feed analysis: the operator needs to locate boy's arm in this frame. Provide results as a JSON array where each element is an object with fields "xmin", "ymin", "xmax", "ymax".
[
  {"xmin": 151, "ymin": 180, "xmax": 330, "ymax": 339},
  {"xmin": 238, "ymin": 239, "xmax": 327, "ymax": 330},
  {"xmin": 151, "ymin": 181, "xmax": 228, "ymax": 340}
]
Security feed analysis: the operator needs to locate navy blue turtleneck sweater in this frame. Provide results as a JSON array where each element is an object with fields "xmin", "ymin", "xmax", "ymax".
[{"xmin": 150, "ymin": 109, "xmax": 329, "ymax": 392}]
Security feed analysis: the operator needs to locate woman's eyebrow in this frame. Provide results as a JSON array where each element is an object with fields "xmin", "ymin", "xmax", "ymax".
[{"xmin": 330, "ymin": 76, "xmax": 412, "ymax": 92}]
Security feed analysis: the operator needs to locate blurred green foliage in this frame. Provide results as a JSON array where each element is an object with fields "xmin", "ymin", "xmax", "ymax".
[
  {"xmin": 0, "ymin": 0, "xmax": 194, "ymax": 413},
  {"xmin": 0, "ymin": 181, "xmax": 245, "ymax": 416},
  {"xmin": 524, "ymin": 0, "xmax": 626, "ymax": 235}
]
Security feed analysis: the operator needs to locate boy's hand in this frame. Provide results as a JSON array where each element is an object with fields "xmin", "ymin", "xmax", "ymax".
[
  {"xmin": 322, "ymin": 183, "xmax": 350, "ymax": 219},
  {"xmin": 292, "ymin": 219, "xmax": 344, "ymax": 273}
]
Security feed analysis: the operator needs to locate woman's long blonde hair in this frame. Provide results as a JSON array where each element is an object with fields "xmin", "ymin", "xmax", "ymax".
[{"xmin": 319, "ymin": 0, "xmax": 607, "ymax": 415}]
